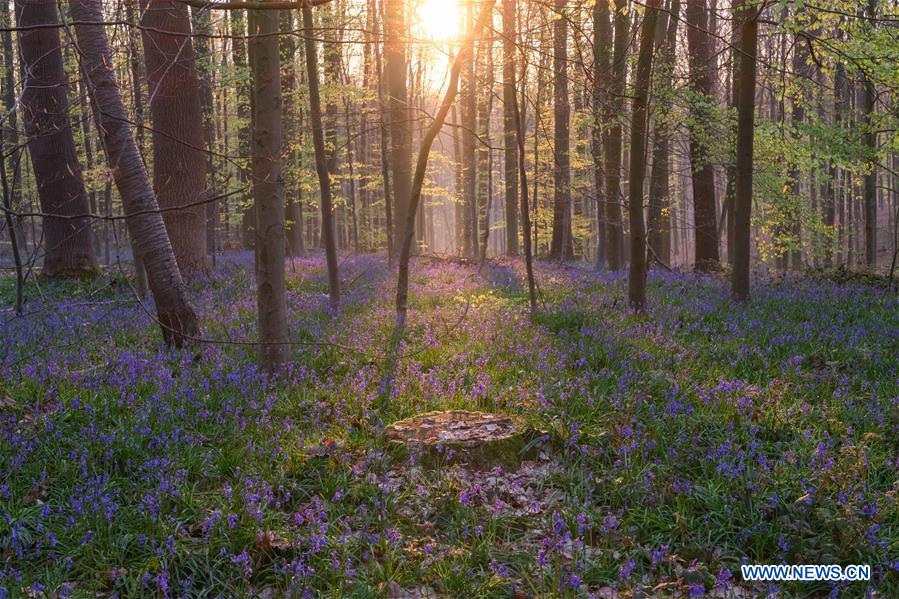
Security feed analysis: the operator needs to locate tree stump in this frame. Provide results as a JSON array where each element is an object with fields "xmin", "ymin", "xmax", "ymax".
[{"xmin": 384, "ymin": 410, "xmax": 537, "ymax": 470}]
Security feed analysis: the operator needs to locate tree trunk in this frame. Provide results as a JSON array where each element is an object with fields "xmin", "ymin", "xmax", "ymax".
[
  {"xmin": 231, "ymin": 10, "xmax": 255, "ymax": 249},
  {"xmin": 16, "ymin": 0, "xmax": 98, "ymax": 278},
  {"xmin": 591, "ymin": 0, "xmax": 611, "ymax": 269},
  {"xmin": 647, "ymin": 0, "xmax": 679, "ymax": 266},
  {"xmin": 249, "ymin": 3, "xmax": 289, "ymax": 369},
  {"xmin": 396, "ymin": 0, "xmax": 494, "ymax": 326},
  {"xmin": 511, "ymin": 73, "xmax": 537, "ymax": 314},
  {"xmin": 140, "ymin": 0, "xmax": 208, "ymax": 273},
  {"xmin": 685, "ymin": 0, "xmax": 720, "ymax": 270},
  {"xmin": 862, "ymin": 3, "xmax": 877, "ymax": 269},
  {"xmin": 70, "ymin": 0, "xmax": 199, "ymax": 345},
  {"xmin": 302, "ymin": 1, "xmax": 340, "ymax": 309},
  {"xmin": 193, "ymin": 5, "xmax": 218, "ymax": 261},
  {"xmin": 825, "ymin": 62, "xmax": 845, "ymax": 268},
  {"xmin": 731, "ymin": 0, "xmax": 758, "ymax": 302},
  {"xmin": 460, "ymin": 2, "xmax": 478, "ymax": 257},
  {"xmin": 604, "ymin": 0, "xmax": 629, "ymax": 269},
  {"xmin": 549, "ymin": 0, "xmax": 573, "ymax": 260},
  {"xmin": 1, "ymin": 0, "xmax": 27, "ymax": 256},
  {"xmin": 787, "ymin": 32, "xmax": 808, "ymax": 270},
  {"xmin": 502, "ymin": 0, "xmax": 518, "ymax": 256},
  {"xmin": 384, "ymin": 0, "xmax": 411, "ymax": 258},
  {"xmin": 627, "ymin": 0, "xmax": 659, "ymax": 311},
  {"xmin": 281, "ymin": 9, "xmax": 303, "ymax": 257},
  {"xmin": 476, "ymin": 35, "xmax": 494, "ymax": 262}
]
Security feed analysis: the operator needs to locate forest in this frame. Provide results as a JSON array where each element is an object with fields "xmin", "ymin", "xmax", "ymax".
[{"xmin": 0, "ymin": 0, "xmax": 898, "ymax": 596}]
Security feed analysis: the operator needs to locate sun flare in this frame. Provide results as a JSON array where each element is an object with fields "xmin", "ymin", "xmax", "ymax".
[{"xmin": 416, "ymin": 0, "xmax": 461, "ymax": 41}]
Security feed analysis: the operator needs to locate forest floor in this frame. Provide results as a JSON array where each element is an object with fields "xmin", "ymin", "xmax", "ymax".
[{"xmin": 1, "ymin": 252, "xmax": 897, "ymax": 598}]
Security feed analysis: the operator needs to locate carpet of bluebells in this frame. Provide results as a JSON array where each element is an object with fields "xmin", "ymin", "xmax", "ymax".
[{"xmin": 1, "ymin": 252, "xmax": 897, "ymax": 598}]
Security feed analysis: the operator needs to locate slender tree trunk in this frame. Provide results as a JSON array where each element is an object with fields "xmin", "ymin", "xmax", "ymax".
[
  {"xmin": 477, "ymin": 33, "xmax": 494, "ymax": 262},
  {"xmin": 1, "ymin": 0, "xmax": 27, "ymax": 256},
  {"xmin": 193, "ymin": 5, "xmax": 218, "ymax": 262},
  {"xmin": 825, "ymin": 61, "xmax": 845, "ymax": 268},
  {"xmin": 549, "ymin": 0, "xmax": 573, "ymax": 260},
  {"xmin": 231, "ymin": 10, "xmax": 255, "ymax": 248},
  {"xmin": 685, "ymin": 0, "xmax": 720, "ymax": 270},
  {"xmin": 140, "ymin": 0, "xmax": 208, "ymax": 273},
  {"xmin": 732, "ymin": 0, "xmax": 758, "ymax": 301},
  {"xmin": 451, "ymin": 102, "xmax": 464, "ymax": 253},
  {"xmin": 627, "ymin": 0, "xmax": 659, "ymax": 311},
  {"xmin": 787, "ymin": 32, "xmax": 808, "ymax": 270},
  {"xmin": 648, "ymin": 0, "xmax": 679, "ymax": 266},
  {"xmin": 124, "ymin": 0, "xmax": 149, "ymax": 296},
  {"xmin": 249, "ymin": 3, "xmax": 289, "ymax": 369},
  {"xmin": 604, "ymin": 0, "xmax": 629, "ymax": 269},
  {"xmin": 302, "ymin": 0, "xmax": 339, "ymax": 309},
  {"xmin": 512, "ymin": 82, "xmax": 537, "ymax": 314},
  {"xmin": 71, "ymin": 0, "xmax": 199, "ymax": 345},
  {"xmin": 502, "ymin": 0, "xmax": 518, "ymax": 256},
  {"xmin": 460, "ymin": 2, "xmax": 478, "ymax": 257},
  {"xmin": 281, "ymin": 9, "xmax": 303, "ymax": 257},
  {"xmin": 723, "ymin": 6, "xmax": 740, "ymax": 264},
  {"xmin": 592, "ymin": 0, "xmax": 611, "ymax": 269},
  {"xmin": 1, "ymin": 147, "xmax": 24, "ymax": 315},
  {"xmin": 862, "ymin": 6, "xmax": 878, "ymax": 268},
  {"xmin": 396, "ymin": 0, "xmax": 494, "ymax": 326},
  {"xmin": 384, "ymin": 0, "xmax": 411, "ymax": 257},
  {"xmin": 16, "ymin": 0, "xmax": 98, "ymax": 278}
]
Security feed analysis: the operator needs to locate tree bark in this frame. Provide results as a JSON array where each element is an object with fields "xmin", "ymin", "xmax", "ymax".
[
  {"xmin": 384, "ymin": 0, "xmax": 411, "ymax": 257},
  {"xmin": 731, "ymin": 0, "xmax": 758, "ymax": 302},
  {"xmin": 302, "ymin": 0, "xmax": 340, "ymax": 309},
  {"xmin": 70, "ymin": 0, "xmax": 199, "ymax": 345},
  {"xmin": 249, "ymin": 2, "xmax": 289, "ymax": 368},
  {"xmin": 825, "ymin": 62, "xmax": 845, "ymax": 268},
  {"xmin": 647, "ymin": 0, "xmax": 679, "ymax": 266},
  {"xmin": 627, "ymin": 0, "xmax": 659, "ymax": 311},
  {"xmin": 549, "ymin": 0, "xmax": 573, "ymax": 260},
  {"xmin": 280, "ymin": 9, "xmax": 303, "ymax": 257},
  {"xmin": 140, "ymin": 0, "xmax": 208, "ymax": 273},
  {"xmin": 604, "ymin": 0, "xmax": 629, "ymax": 269},
  {"xmin": 862, "ymin": 0, "xmax": 877, "ymax": 269},
  {"xmin": 591, "ymin": 0, "xmax": 611, "ymax": 269},
  {"xmin": 501, "ymin": 0, "xmax": 518, "ymax": 256},
  {"xmin": 685, "ymin": 0, "xmax": 720, "ymax": 270},
  {"xmin": 1, "ymin": 0, "xmax": 27, "ymax": 256},
  {"xmin": 16, "ymin": 0, "xmax": 98, "ymax": 278},
  {"xmin": 460, "ymin": 2, "xmax": 477, "ymax": 257},
  {"xmin": 193, "ymin": 5, "xmax": 218, "ymax": 261}
]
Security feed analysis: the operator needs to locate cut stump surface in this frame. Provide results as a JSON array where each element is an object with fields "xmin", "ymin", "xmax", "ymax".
[{"xmin": 384, "ymin": 410, "xmax": 536, "ymax": 470}]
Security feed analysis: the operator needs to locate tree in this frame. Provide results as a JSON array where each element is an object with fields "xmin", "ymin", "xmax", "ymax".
[
  {"xmin": 591, "ymin": 0, "xmax": 611, "ymax": 268},
  {"xmin": 1, "ymin": 0, "xmax": 27, "ymax": 257},
  {"xmin": 140, "ymin": 0, "xmax": 209, "ymax": 273},
  {"xmin": 862, "ymin": 0, "xmax": 879, "ymax": 269},
  {"xmin": 70, "ymin": 0, "xmax": 199, "ymax": 346},
  {"xmin": 250, "ymin": 3, "xmax": 290, "ymax": 369},
  {"xmin": 549, "ymin": 0, "xmax": 573, "ymax": 260},
  {"xmin": 384, "ymin": 0, "xmax": 412, "ymax": 257},
  {"xmin": 627, "ymin": 0, "xmax": 659, "ymax": 312},
  {"xmin": 16, "ymin": 0, "xmax": 98, "ymax": 278},
  {"xmin": 460, "ymin": 2, "xmax": 478, "ymax": 257},
  {"xmin": 192, "ymin": 5, "xmax": 218, "ymax": 260},
  {"xmin": 647, "ymin": 0, "xmax": 679, "ymax": 265},
  {"xmin": 731, "ymin": 0, "xmax": 758, "ymax": 302},
  {"xmin": 396, "ymin": 0, "xmax": 494, "ymax": 326},
  {"xmin": 302, "ymin": 0, "xmax": 339, "ymax": 309},
  {"xmin": 604, "ymin": 0, "xmax": 629, "ymax": 269},
  {"xmin": 501, "ymin": 0, "xmax": 518, "ymax": 256},
  {"xmin": 685, "ymin": 0, "xmax": 720, "ymax": 270}
]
